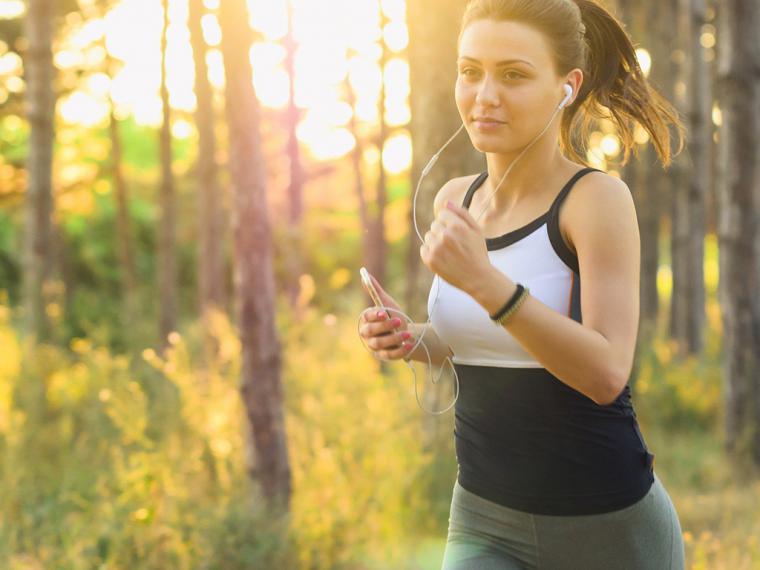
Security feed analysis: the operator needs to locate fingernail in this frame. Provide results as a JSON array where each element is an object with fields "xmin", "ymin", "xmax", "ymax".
[
  {"xmin": 377, "ymin": 310, "xmax": 385, "ymax": 318},
  {"xmin": 391, "ymin": 318, "xmax": 401, "ymax": 327},
  {"xmin": 401, "ymin": 331, "xmax": 411, "ymax": 339}
]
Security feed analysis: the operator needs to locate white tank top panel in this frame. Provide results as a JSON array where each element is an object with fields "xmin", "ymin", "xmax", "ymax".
[{"xmin": 427, "ymin": 167, "xmax": 602, "ymax": 368}]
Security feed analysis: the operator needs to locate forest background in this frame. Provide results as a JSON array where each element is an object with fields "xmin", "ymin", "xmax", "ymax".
[{"xmin": 1, "ymin": 0, "xmax": 759, "ymax": 568}]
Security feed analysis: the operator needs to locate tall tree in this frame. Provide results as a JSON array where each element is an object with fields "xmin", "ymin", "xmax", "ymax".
[
  {"xmin": 99, "ymin": 3, "xmax": 138, "ymax": 331},
  {"xmin": 22, "ymin": 0, "xmax": 55, "ymax": 341},
  {"xmin": 715, "ymin": 0, "xmax": 760, "ymax": 469},
  {"xmin": 219, "ymin": 0, "xmax": 292, "ymax": 510},
  {"xmin": 368, "ymin": 4, "xmax": 391, "ymax": 300},
  {"xmin": 670, "ymin": 0, "xmax": 709, "ymax": 356},
  {"xmin": 343, "ymin": 48, "xmax": 371, "ymax": 299},
  {"xmin": 281, "ymin": 0, "xmax": 305, "ymax": 310},
  {"xmin": 617, "ymin": 0, "xmax": 661, "ymax": 391},
  {"xmin": 158, "ymin": 0, "xmax": 178, "ymax": 348},
  {"xmin": 188, "ymin": 0, "xmax": 225, "ymax": 361},
  {"xmin": 668, "ymin": 0, "xmax": 706, "ymax": 357}
]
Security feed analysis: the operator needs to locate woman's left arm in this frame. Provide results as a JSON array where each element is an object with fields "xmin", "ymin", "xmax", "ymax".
[{"xmin": 463, "ymin": 176, "xmax": 639, "ymax": 406}]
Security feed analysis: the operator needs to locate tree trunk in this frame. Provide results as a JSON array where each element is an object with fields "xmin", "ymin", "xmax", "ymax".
[
  {"xmin": 715, "ymin": 0, "xmax": 760, "ymax": 471},
  {"xmin": 619, "ymin": 0, "xmax": 660, "ymax": 392},
  {"xmin": 109, "ymin": 104, "xmax": 139, "ymax": 327},
  {"xmin": 282, "ymin": 0, "xmax": 305, "ymax": 312},
  {"xmin": 219, "ymin": 0, "xmax": 292, "ymax": 510},
  {"xmin": 682, "ymin": 0, "xmax": 710, "ymax": 355},
  {"xmin": 670, "ymin": 0, "xmax": 708, "ymax": 358},
  {"xmin": 22, "ymin": 0, "xmax": 55, "ymax": 342},
  {"xmin": 344, "ymin": 50, "xmax": 374, "ymax": 309},
  {"xmin": 371, "ymin": 6, "xmax": 393, "ymax": 374},
  {"xmin": 158, "ymin": 0, "xmax": 177, "ymax": 348},
  {"xmin": 189, "ymin": 0, "xmax": 225, "ymax": 367}
]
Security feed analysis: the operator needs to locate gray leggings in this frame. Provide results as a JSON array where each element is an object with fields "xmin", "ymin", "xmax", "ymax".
[{"xmin": 442, "ymin": 472, "xmax": 685, "ymax": 570}]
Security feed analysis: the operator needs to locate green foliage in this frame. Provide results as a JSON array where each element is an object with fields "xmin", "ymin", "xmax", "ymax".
[
  {"xmin": 634, "ymin": 298, "xmax": 724, "ymax": 432},
  {"xmin": 0, "ymin": 302, "xmax": 296, "ymax": 568},
  {"xmin": 278, "ymin": 294, "xmax": 443, "ymax": 569},
  {"xmin": 0, "ymin": 213, "xmax": 747, "ymax": 568},
  {"xmin": 0, "ymin": 287, "xmax": 450, "ymax": 568}
]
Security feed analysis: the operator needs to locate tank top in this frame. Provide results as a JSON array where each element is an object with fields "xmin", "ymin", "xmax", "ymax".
[{"xmin": 427, "ymin": 167, "xmax": 655, "ymax": 516}]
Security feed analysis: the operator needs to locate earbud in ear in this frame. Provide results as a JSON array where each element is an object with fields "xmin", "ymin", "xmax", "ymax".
[{"xmin": 559, "ymin": 83, "xmax": 573, "ymax": 109}]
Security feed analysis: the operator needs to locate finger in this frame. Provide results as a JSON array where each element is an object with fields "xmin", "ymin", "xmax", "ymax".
[
  {"xmin": 369, "ymin": 328, "xmax": 410, "ymax": 351},
  {"xmin": 445, "ymin": 200, "xmax": 480, "ymax": 231},
  {"xmin": 430, "ymin": 219, "xmax": 446, "ymax": 236},
  {"xmin": 363, "ymin": 308, "xmax": 383, "ymax": 324},
  {"xmin": 376, "ymin": 340, "xmax": 415, "ymax": 360},
  {"xmin": 361, "ymin": 307, "xmax": 375, "ymax": 322},
  {"xmin": 438, "ymin": 209, "xmax": 472, "ymax": 233},
  {"xmin": 364, "ymin": 315, "xmax": 403, "ymax": 339}
]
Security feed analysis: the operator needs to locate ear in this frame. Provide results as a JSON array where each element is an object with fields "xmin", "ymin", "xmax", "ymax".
[{"xmin": 565, "ymin": 68, "xmax": 584, "ymax": 104}]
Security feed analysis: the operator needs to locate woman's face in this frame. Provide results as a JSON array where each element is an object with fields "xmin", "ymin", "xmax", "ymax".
[{"xmin": 455, "ymin": 19, "xmax": 571, "ymax": 153}]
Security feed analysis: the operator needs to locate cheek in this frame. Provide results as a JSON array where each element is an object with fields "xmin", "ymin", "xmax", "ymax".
[{"xmin": 454, "ymin": 81, "xmax": 470, "ymax": 114}]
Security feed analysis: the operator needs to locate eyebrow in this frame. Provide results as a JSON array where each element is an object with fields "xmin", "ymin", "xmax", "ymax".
[{"xmin": 457, "ymin": 56, "xmax": 534, "ymax": 68}]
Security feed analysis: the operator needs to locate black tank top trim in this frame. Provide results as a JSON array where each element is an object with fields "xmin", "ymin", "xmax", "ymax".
[{"xmin": 462, "ymin": 167, "xmax": 602, "ymax": 255}]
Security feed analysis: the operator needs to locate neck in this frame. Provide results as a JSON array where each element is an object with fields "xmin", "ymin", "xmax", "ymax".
[{"xmin": 480, "ymin": 130, "xmax": 569, "ymax": 216}]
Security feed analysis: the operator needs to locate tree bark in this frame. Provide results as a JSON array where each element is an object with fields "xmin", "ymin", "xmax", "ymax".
[
  {"xmin": 22, "ymin": 0, "xmax": 55, "ymax": 342},
  {"xmin": 219, "ymin": 0, "xmax": 292, "ymax": 510},
  {"xmin": 618, "ymin": 0, "xmax": 659, "ymax": 392},
  {"xmin": 670, "ymin": 0, "xmax": 708, "ymax": 358},
  {"xmin": 372, "ymin": 5, "xmax": 390, "ymax": 291},
  {"xmin": 109, "ymin": 104, "xmax": 139, "ymax": 324},
  {"xmin": 282, "ymin": 0, "xmax": 305, "ymax": 312},
  {"xmin": 715, "ymin": 0, "xmax": 760, "ymax": 470},
  {"xmin": 158, "ymin": 0, "xmax": 177, "ymax": 348},
  {"xmin": 189, "ymin": 0, "xmax": 225, "ymax": 368}
]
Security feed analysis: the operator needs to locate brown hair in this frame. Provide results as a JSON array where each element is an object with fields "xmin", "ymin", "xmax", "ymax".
[{"xmin": 458, "ymin": 0, "xmax": 686, "ymax": 169}]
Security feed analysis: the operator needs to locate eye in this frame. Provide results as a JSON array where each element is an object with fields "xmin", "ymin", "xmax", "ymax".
[
  {"xmin": 503, "ymin": 71, "xmax": 524, "ymax": 80},
  {"xmin": 459, "ymin": 67, "xmax": 478, "ymax": 77}
]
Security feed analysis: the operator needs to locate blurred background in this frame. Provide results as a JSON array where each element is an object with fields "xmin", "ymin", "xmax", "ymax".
[{"xmin": 1, "ymin": 0, "xmax": 759, "ymax": 568}]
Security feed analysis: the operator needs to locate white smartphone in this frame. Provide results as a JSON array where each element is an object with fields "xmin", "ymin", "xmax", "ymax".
[{"xmin": 360, "ymin": 266, "xmax": 389, "ymax": 318}]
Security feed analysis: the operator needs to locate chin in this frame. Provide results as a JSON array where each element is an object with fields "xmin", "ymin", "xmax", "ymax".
[{"xmin": 470, "ymin": 135, "xmax": 522, "ymax": 154}]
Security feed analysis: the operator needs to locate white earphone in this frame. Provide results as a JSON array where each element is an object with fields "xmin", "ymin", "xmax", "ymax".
[
  {"xmin": 359, "ymin": 81, "xmax": 575, "ymax": 415},
  {"xmin": 559, "ymin": 83, "xmax": 574, "ymax": 109}
]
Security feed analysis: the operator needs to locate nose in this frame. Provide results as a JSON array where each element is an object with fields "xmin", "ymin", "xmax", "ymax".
[{"xmin": 474, "ymin": 74, "xmax": 500, "ymax": 107}]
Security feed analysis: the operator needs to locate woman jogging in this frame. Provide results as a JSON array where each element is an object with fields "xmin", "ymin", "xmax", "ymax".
[{"xmin": 359, "ymin": 0, "xmax": 687, "ymax": 568}]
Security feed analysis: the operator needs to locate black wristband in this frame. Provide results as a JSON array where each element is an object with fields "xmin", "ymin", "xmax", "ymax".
[{"xmin": 489, "ymin": 283, "xmax": 525, "ymax": 321}]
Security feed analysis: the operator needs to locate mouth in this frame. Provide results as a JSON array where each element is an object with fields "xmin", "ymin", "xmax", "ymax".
[
  {"xmin": 472, "ymin": 118, "xmax": 506, "ymax": 129},
  {"xmin": 472, "ymin": 115, "xmax": 506, "ymax": 122}
]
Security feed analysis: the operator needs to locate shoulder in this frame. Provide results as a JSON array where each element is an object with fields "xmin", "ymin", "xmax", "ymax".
[
  {"xmin": 433, "ymin": 173, "xmax": 483, "ymax": 218},
  {"xmin": 561, "ymin": 170, "xmax": 638, "ymax": 256}
]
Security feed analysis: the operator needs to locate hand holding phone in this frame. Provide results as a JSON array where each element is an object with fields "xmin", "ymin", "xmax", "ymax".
[{"xmin": 358, "ymin": 267, "xmax": 416, "ymax": 361}]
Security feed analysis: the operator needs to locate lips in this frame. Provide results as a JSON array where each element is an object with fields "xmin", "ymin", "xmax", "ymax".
[{"xmin": 473, "ymin": 117, "xmax": 505, "ymax": 123}]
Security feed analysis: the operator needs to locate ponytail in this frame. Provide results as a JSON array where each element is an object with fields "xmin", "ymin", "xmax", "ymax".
[{"xmin": 565, "ymin": 0, "xmax": 685, "ymax": 168}]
